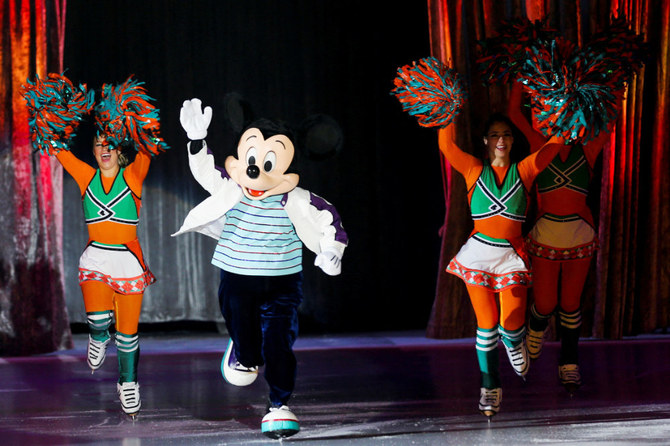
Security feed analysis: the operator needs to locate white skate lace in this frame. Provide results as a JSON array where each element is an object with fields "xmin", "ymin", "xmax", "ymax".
[
  {"xmin": 559, "ymin": 365, "xmax": 581, "ymax": 384},
  {"xmin": 480, "ymin": 388, "xmax": 501, "ymax": 408},
  {"xmin": 233, "ymin": 361, "xmax": 258, "ymax": 373}
]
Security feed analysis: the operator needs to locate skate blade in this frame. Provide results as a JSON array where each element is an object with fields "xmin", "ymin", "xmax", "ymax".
[
  {"xmin": 124, "ymin": 412, "xmax": 139, "ymax": 420},
  {"xmin": 563, "ymin": 383, "xmax": 580, "ymax": 396},
  {"xmin": 480, "ymin": 409, "xmax": 497, "ymax": 420}
]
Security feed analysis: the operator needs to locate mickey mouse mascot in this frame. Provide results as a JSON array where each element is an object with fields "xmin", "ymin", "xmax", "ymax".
[{"xmin": 173, "ymin": 97, "xmax": 347, "ymax": 439}]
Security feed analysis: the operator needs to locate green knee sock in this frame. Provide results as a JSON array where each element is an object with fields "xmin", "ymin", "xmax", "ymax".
[
  {"xmin": 558, "ymin": 309, "xmax": 582, "ymax": 365},
  {"xmin": 529, "ymin": 303, "xmax": 552, "ymax": 332},
  {"xmin": 86, "ymin": 310, "xmax": 113, "ymax": 342},
  {"xmin": 116, "ymin": 331, "xmax": 140, "ymax": 383},
  {"xmin": 476, "ymin": 327, "xmax": 500, "ymax": 389},
  {"xmin": 499, "ymin": 325, "xmax": 525, "ymax": 349}
]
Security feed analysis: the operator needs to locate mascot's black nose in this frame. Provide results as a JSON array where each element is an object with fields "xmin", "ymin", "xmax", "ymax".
[{"xmin": 246, "ymin": 165, "xmax": 260, "ymax": 179}]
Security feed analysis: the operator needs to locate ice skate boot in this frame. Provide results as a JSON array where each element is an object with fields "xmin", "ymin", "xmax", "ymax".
[
  {"xmin": 117, "ymin": 381, "xmax": 141, "ymax": 418},
  {"xmin": 221, "ymin": 339, "xmax": 258, "ymax": 386},
  {"xmin": 526, "ymin": 327, "xmax": 546, "ymax": 360},
  {"xmin": 261, "ymin": 405, "xmax": 300, "ymax": 439},
  {"xmin": 87, "ymin": 335, "xmax": 111, "ymax": 372},
  {"xmin": 558, "ymin": 364, "xmax": 582, "ymax": 395},
  {"xmin": 478, "ymin": 387, "xmax": 502, "ymax": 419},
  {"xmin": 505, "ymin": 341, "xmax": 529, "ymax": 378}
]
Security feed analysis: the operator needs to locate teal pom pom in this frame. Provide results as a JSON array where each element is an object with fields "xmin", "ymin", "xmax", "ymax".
[
  {"xmin": 519, "ymin": 38, "xmax": 618, "ymax": 143},
  {"xmin": 21, "ymin": 73, "xmax": 94, "ymax": 155},
  {"xmin": 390, "ymin": 57, "xmax": 467, "ymax": 128},
  {"xmin": 477, "ymin": 18, "xmax": 559, "ymax": 85},
  {"xmin": 95, "ymin": 76, "xmax": 169, "ymax": 156}
]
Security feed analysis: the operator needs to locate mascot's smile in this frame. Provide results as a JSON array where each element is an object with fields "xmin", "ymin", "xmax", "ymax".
[
  {"xmin": 225, "ymin": 127, "xmax": 299, "ymax": 201},
  {"xmin": 246, "ymin": 188, "xmax": 265, "ymax": 197}
]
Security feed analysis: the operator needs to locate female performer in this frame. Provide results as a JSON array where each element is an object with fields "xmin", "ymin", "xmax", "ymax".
[
  {"xmin": 508, "ymin": 82, "xmax": 615, "ymax": 393},
  {"xmin": 57, "ymin": 133, "xmax": 154, "ymax": 417},
  {"xmin": 24, "ymin": 74, "xmax": 168, "ymax": 417},
  {"xmin": 438, "ymin": 115, "xmax": 563, "ymax": 417}
]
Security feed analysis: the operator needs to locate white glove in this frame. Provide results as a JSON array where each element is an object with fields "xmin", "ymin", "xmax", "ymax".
[
  {"xmin": 314, "ymin": 251, "xmax": 342, "ymax": 276},
  {"xmin": 180, "ymin": 98, "xmax": 212, "ymax": 140}
]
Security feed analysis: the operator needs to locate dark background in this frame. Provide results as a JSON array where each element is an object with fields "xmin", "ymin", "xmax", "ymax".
[{"xmin": 62, "ymin": 0, "xmax": 446, "ymax": 334}]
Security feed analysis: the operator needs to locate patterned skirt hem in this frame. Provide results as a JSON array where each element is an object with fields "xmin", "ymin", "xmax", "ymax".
[
  {"xmin": 446, "ymin": 259, "xmax": 532, "ymax": 291},
  {"xmin": 525, "ymin": 237, "xmax": 598, "ymax": 261},
  {"xmin": 79, "ymin": 269, "xmax": 156, "ymax": 294}
]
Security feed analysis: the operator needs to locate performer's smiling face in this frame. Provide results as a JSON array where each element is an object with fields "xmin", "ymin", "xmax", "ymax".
[
  {"xmin": 484, "ymin": 121, "xmax": 514, "ymax": 165},
  {"xmin": 93, "ymin": 136, "xmax": 120, "ymax": 176}
]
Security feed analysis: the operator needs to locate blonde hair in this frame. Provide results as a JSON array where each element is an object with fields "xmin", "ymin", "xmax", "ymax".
[{"xmin": 117, "ymin": 151, "xmax": 129, "ymax": 167}]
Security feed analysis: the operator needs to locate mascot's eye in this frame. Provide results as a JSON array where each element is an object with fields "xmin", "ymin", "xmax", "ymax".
[
  {"xmin": 263, "ymin": 151, "xmax": 277, "ymax": 172},
  {"xmin": 246, "ymin": 147, "xmax": 258, "ymax": 166}
]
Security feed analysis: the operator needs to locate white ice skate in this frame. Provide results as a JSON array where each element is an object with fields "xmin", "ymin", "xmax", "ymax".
[
  {"xmin": 505, "ymin": 341, "xmax": 529, "ymax": 378},
  {"xmin": 526, "ymin": 327, "xmax": 546, "ymax": 360},
  {"xmin": 261, "ymin": 405, "xmax": 300, "ymax": 439},
  {"xmin": 221, "ymin": 339, "xmax": 258, "ymax": 386},
  {"xmin": 87, "ymin": 335, "xmax": 110, "ymax": 372},
  {"xmin": 478, "ymin": 387, "xmax": 502, "ymax": 419},
  {"xmin": 117, "ymin": 381, "xmax": 141, "ymax": 417},
  {"xmin": 558, "ymin": 364, "xmax": 582, "ymax": 394}
]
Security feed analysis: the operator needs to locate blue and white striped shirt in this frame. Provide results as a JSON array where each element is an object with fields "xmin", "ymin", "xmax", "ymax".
[{"xmin": 212, "ymin": 194, "xmax": 302, "ymax": 276}]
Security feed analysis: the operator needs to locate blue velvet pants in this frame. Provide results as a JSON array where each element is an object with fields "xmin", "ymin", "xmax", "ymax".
[{"xmin": 218, "ymin": 270, "xmax": 303, "ymax": 406}]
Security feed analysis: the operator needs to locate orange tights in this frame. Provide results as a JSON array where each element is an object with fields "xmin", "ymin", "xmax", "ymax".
[
  {"xmin": 531, "ymin": 256, "xmax": 591, "ymax": 315},
  {"xmin": 80, "ymin": 281, "xmax": 143, "ymax": 334},
  {"xmin": 466, "ymin": 284, "xmax": 527, "ymax": 331}
]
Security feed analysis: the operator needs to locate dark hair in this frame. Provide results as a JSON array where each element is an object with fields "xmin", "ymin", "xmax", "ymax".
[
  {"xmin": 240, "ymin": 118, "xmax": 300, "ymax": 175},
  {"xmin": 479, "ymin": 113, "xmax": 529, "ymax": 162},
  {"xmin": 242, "ymin": 118, "xmax": 295, "ymax": 144}
]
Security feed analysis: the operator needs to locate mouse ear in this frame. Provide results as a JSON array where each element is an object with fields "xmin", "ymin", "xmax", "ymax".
[
  {"xmin": 223, "ymin": 92, "xmax": 255, "ymax": 134},
  {"xmin": 299, "ymin": 114, "xmax": 343, "ymax": 161}
]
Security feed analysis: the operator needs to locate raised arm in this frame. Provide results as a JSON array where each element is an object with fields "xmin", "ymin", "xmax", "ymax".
[
  {"xmin": 179, "ymin": 98, "xmax": 234, "ymax": 194},
  {"xmin": 517, "ymin": 135, "xmax": 565, "ymax": 190},
  {"xmin": 437, "ymin": 124, "xmax": 482, "ymax": 179},
  {"xmin": 507, "ymin": 81, "xmax": 547, "ymax": 153},
  {"xmin": 55, "ymin": 149, "xmax": 96, "ymax": 195},
  {"xmin": 187, "ymin": 140, "xmax": 232, "ymax": 194},
  {"xmin": 124, "ymin": 149, "xmax": 151, "ymax": 196}
]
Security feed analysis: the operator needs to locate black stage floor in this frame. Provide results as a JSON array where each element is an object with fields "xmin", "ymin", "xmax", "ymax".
[{"xmin": 1, "ymin": 330, "xmax": 669, "ymax": 445}]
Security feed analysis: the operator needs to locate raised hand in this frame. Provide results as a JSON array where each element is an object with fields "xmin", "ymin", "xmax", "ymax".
[{"xmin": 180, "ymin": 98, "xmax": 212, "ymax": 140}]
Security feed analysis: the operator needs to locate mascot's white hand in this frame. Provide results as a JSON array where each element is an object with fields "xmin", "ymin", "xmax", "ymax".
[
  {"xmin": 314, "ymin": 251, "xmax": 342, "ymax": 276},
  {"xmin": 180, "ymin": 98, "xmax": 212, "ymax": 140}
]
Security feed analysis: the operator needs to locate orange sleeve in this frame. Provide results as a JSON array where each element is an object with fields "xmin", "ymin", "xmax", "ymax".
[
  {"xmin": 55, "ymin": 150, "xmax": 95, "ymax": 195},
  {"xmin": 517, "ymin": 136, "xmax": 565, "ymax": 190},
  {"xmin": 123, "ymin": 150, "xmax": 151, "ymax": 197},
  {"xmin": 507, "ymin": 82, "xmax": 547, "ymax": 153},
  {"xmin": 438, "ymin": 126, "xmax": 482, "ymax": 187}
]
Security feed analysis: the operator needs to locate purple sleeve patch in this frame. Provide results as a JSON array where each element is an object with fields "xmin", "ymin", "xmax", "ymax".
[
  {"xmin": 205, "ymin": 145, "xmax": 230, "ymax": 179},
  {"xmin": 309, "ymin": 192, "xmax": 348, "ymax": 245}
]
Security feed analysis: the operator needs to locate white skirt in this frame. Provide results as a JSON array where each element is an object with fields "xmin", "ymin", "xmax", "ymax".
[
  {"xmin": 528, "ymin": 215, "xmax": 595, "ymax": 248},
  {"xmin": 526, "ymin": 215, "xmax": 597, "ymax": 261},
  {"xmin": 78, "ymin": 242, "xmax": 155, "ymax": 294},
  {"xmin": 447, "ymin": 235, "xmax": 531, "ymax": 291}
]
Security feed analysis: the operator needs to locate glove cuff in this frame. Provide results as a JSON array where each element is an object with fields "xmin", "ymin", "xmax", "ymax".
[{"xmin": 187, "ymin": 130, "xmax": 207, "ymax": 140}]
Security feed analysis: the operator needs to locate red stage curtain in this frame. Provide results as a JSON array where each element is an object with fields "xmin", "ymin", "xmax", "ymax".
[
  {"xmin": 0, "ymin": 0, "xmax": 72, "ymax": 355},
  {"xmin": 426, "ymin": 0, "xmax": 670, "ymax": 339}
]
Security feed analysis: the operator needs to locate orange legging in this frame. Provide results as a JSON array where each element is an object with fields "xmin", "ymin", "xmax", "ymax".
[
  {"xmin": 531, "ymin": 256, "xmax": 591, "ymax": 315},
  {"xmin": 466, "ymin": 284, "xmax": 527, "ymax": 331},
  {"xmin": 81, "ymin": 281, "xmax": 143, "ymax": 334}
]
